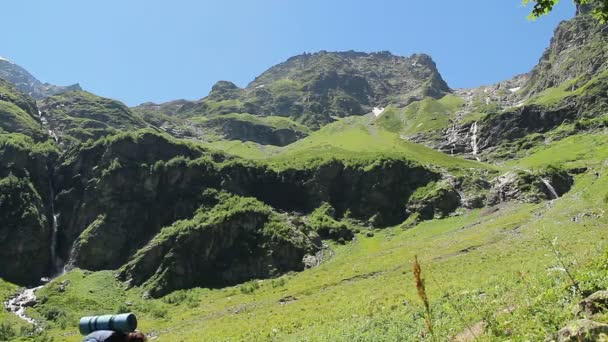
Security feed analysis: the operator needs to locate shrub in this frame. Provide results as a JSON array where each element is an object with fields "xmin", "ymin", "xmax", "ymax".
[
  {"xmin": 0, "ymin": 321, "xmax": 15, "ymax": 341},
  {"xmin": 240, "ymin": 280, "xmax": 260, "ymax": 294},
  {"xmin": 42, "ymin": 307, "xmax": 67, "ymax": 322}
]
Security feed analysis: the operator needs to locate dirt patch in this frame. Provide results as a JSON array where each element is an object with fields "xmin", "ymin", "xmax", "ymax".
[{"xmin": 452, "ymin": 321, "xmax": 487, "ymax": 341}]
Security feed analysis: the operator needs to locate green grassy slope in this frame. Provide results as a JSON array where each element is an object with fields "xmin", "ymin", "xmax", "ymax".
[
  {"xmin": 0, "ymin": 79, "xmax": 46, "ymax": 140},
  {"xmin": 377, "ymin": 95, "xmax": 464, "ymax": 136},
  {"xmin": 3, "ymin": 132, "xmax": 601, "ymax": 341},
  {"xmin": 39, "ymin": 91, "xmax": 149, "ymax": 144},
  {"xmin": 206, "ymin": 114, "xmax": 488, "ymax": 171}
]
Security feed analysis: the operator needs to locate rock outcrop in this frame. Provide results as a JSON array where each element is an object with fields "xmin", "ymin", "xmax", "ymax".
[
  {"xmin": 486, "ymin": 167, "xmax": 573, "ymax": 206},
  {"xmin": 118, "ymin": 193, "xmax": 319, "ymax": 297},
  {"xmin": 550, "ymin": 319, "xmax": 608, "ymax": 342}
]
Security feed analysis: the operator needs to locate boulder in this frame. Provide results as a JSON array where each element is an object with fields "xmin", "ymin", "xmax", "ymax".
[
  {"xmin": 550, "ymin": 319, "xmax": 608, "ymax": 342},
  {"xmin": 577, "ymin": 290, "xmax": 608, "ymax": 316}
]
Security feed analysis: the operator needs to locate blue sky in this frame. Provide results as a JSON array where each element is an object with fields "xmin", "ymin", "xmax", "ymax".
[{"xmin": 2, "ymin": 0, "xmax": 575, "ymax": 106}]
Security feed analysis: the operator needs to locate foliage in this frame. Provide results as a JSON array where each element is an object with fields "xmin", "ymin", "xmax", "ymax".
[
  {"xmin": 306, "ymin": 203, "xmax": 354, "ymax": 242},
  {"xmin": 240, "ymin": 280, "xmax": 260, "ymax": 294},
  {"xmin": 524, "ymin": 0, "xmax": 608, "ymax": 22}
]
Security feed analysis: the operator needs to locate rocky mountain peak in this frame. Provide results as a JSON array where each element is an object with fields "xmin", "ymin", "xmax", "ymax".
[
  {"xmin": 208, "ymin": 80, "xmax": 243, "ymax": 101},
  {"xmin": 212, "ymin": 80, "xmax": 239, "ymax": 92},
  {"xmin": 0, "ymin": 58, "xmax": 82, "ymax": 99}
]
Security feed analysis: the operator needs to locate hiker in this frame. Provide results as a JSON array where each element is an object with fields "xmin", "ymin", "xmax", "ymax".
[{"xmin": 83, "ymin": 330, "xmax": 146, "ymax": 342}]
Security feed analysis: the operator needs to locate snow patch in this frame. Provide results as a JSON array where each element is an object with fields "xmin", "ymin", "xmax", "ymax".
[
  {"xmin": 256, "ymin": 84, "xmax": 266, "ymax": 89},
  {"xmin": 509, "ymin": 87, "xmax": 521, "ymax": 93},
  {"xmin": 372, "ymin": 107, "xmax": 385, "ymax": 117}
]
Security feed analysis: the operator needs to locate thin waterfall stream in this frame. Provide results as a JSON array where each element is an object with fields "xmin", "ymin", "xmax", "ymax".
[{"xmin": 541, "ymin": 178, "xmax": 559, "ymax": 200}]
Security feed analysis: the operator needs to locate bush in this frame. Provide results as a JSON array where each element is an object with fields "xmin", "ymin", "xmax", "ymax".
[
  {"xmin": 240, "ymin": 280, "xmax": 260, "ymax": 294},
  {"xmin": 0, "ymin": 321, "xmax": 15, "ymax": 341},
  {"xmin": 151, "ymin": 307, "xmax": 168, "ymax": 319},
  {"xmin": 42, "ymin": 307, "xmax": 67, "ymax": 321},
  {"xmin": 162, "ymin": 290, "xmax": 198, "ymax": 307},
  {"xmin": 271, "ymin": 278, "xmax": 286, "ymax": 288},
  {"xmin": 306, "ymin": 203, "xmax": 354, "ymax": 242}
]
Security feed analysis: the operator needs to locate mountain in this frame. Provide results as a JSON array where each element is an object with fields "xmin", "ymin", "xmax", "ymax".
[
  {"xmin": 38, "ymin": 91, "xmax": 149, "ymax": 145},
  {"xmin": 0, "ymin": 56, "xmax": 82, "ymax": 99},
  {"xmin": 135, "ymin": 51, "xmax": 449, "ymax": 133},
  {"xmin": 382, "ymin": 7, "xmax": 608, "ymax": 162},
  {"xmin": 1, "ymin": 8, "xmax": 608, "ymax": 342}
]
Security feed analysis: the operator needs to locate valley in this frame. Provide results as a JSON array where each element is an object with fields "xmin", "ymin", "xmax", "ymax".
[{"xmin": 0, "ymin": 4, "xmax": 607, "ymax": 341}]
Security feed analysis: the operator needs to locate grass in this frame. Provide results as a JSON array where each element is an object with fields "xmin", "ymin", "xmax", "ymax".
[
  {"xmin": 3, "ymin": 149, "xmax": 603, "ymax": 340},
  {"xmin": 509, "ymin": 133, "xmax": 608, "ymax": 169},
  {"xmin": 199, "ymin": 112, "xmax": 489, "ymax": 172},
  {"xmin": 268, "ymin": 115, "xmax": 487, "ymax": 171},
  {"xmin": 204, "ymin": 140, "xmax": 282, "ymax": 159},
  {"xmin": 526, "ymin": 70, "xmax": 608, "ymax": 107},
  {"xmin": 377, "ymin": 95, "xmax": 464, "ymax": 136},
  {"xmin": 190, "ymin": 113, "xmax": 310, "ymax": 134}
]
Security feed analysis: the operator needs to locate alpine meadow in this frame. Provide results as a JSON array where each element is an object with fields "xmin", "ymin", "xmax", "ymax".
[{"xmin": 2, "ymin": 1, "xmax": 608, "ymax": 341}]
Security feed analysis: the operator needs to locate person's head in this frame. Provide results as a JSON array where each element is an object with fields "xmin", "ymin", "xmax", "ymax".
[{"xmin": 126, "ymin": 332, "xmax": 146, "ymax": 342}]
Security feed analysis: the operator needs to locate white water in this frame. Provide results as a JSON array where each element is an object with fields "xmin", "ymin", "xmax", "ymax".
[
  {"xmin": 470, "ymin": 122, "xmax": 479, "ymax": 155},
  {"xmin": 4, "ymin": 286, "xmax": 43, "ymax": 325},
  {"xmin": 541, "ymin": 178, "xmax": 559, "ymax": 200},
  {"xmin": 50, "ymin": 214, "xmax": 64, "ymax": 274},
  {"xmin": 372, "ymin": 107, "xmax": 385, "ymax": 117},
  {"xmin": 48, "ymin": 180, "xmax": 64, "ymax": 276},
  {"xmin": 509, "ymin": 86, "xmax": 521, "ymax": 93}
]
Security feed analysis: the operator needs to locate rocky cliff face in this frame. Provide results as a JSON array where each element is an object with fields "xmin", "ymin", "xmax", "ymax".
[
  {"xmin": 523, "ymin": 8, "xmax": 608, "ymax": 97},
  {"xmin": 46, "ymin": 131, "xmax": 441, "ymax": 296},
  {"xmin": 0, "ymin": 134, "xmax": 58, "ymax": 284},
  {"xmin": 0, "ymin": 57, "xmax": 82, "ymax": 99},
  {"xmin": 118, "ymin": 193, "xmax": 320, "ymax": 297}
]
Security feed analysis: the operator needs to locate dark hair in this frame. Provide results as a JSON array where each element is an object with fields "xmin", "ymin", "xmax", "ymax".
[
  {"xmin": 105, "ymin": 331, "xmax": 146, "ymax": 342},
  {"xmin": 127, "ymin": 332, "xmax": 147, "ymax": 342}
]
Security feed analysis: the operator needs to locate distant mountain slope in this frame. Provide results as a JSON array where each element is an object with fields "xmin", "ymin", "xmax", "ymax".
[
  {"xmin": 393, "ymin": 8, "xmax": 608, "ymax": 162},
  {"xmin": 135, "ymin": 51, "xmax": 450, "ymax": 130},
  {"xmin": 38, "ymin": 91, "xmax": 149, "ymax": 145},
  {"xmin": 0, "ymin": 57, "xmax": 81, "ymax": 99},
  {"xmin": 0, "ymin": 78, "xmax": 46, "ymax": 140}
]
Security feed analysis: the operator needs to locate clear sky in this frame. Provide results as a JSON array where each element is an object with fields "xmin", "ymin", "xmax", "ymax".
[{"xmin": 1, "ymin": 0, "xmax": 576, "ymax": 106}]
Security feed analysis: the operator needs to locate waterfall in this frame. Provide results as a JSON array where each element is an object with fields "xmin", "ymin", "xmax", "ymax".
[
  {"xmin": 470, "ymin": 122, "xmax": 479, "ymax": 155},
  {"xmin": 541, "ymin": 178, "xmax": 559, "ymax": 200},
  {"xmin": 48, "ymin": 179, "xmax": 64, "ymax": 276},
  {"xmin": 50, "ymin": 214, "xmax": 63, "ymax": 274}
]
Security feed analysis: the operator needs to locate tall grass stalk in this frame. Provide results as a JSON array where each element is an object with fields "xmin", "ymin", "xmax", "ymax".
[{"xmin": 413, "ymin": 255, "xmax": 435, "ymax": 340}]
